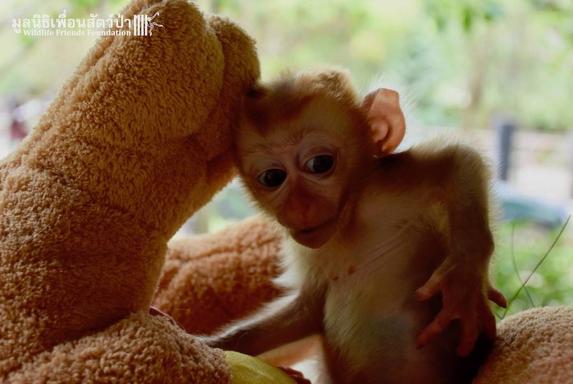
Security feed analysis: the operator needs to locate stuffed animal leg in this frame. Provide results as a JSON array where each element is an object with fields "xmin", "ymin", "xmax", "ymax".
[{"xmin": 0, "ymin": 0, "xmax": 261, "ymax": 382}]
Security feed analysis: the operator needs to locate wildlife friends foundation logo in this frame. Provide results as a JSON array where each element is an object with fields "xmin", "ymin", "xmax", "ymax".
[{"xmin": 11, "ymin": 10, "xmax": 164, "ymax": 37}]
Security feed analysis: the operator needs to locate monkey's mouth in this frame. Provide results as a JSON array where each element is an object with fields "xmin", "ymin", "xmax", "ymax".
[
  {"xmin": 299, "ymin": 225, "xmax": 322, "ymax": 235},
  {"xmin": 298, "ymin": 219, "xmax": 334, "ymax": 235},
  {"xmin": 291, "ymin": 218, "xmax": 337, "ymax": 248}
]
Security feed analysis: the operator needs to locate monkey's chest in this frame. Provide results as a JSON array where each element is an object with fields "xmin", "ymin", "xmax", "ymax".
[
  {"xmin": 320, "ymin": 214, "xmax": 442, "ymax": 370},
  {"xmin": 322, "ymin": 257, "xmax": 421, "ymax": 369},
  {"xmin": 313, "ymin": 192, "xmax": 451, "ymax": 380}
]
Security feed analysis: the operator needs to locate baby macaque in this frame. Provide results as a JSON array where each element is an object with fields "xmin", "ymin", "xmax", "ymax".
[{"xmin": 206, "ymin": 70, "xmax": 507, "ymax": 384}]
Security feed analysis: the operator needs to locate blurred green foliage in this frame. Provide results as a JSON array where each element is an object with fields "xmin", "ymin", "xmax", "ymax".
[
  {"xmin": 492, "ymin": 219, "xmax": 572, "ymax": 318},
  {"xmin": 3, "ymin": 0, "xmax": 573, "ymax": 130},
  {"xmin": 199, "ymin": 0, "xmax": 573, "ymax": 131}
]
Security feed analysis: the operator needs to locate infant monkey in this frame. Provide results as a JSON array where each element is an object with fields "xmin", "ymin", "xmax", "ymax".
[{"xmin": 208, "ymin": 70, "xmax": 507, "ymax": 384}]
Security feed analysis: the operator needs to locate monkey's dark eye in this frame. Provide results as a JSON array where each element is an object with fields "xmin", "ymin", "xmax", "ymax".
[
  {"xmin": 257, "ymin": 169, "xmax": 287, "ymax": 188},
  {"xmin": 304, "ymin": 154, "xmax": 335, "ymax": 174}
]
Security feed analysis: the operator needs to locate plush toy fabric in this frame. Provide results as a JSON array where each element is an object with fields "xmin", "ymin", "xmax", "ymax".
[
  {"xmin": 0, "ymin": 0, "xmax": 263, "ymax": 382},
  {"xmin": 475, "ymin": 305, "xmax": 573, "ymax": 383},
  {"xmin": 154, "ymin": 216, "xmax": 283, "ymax": 335}
]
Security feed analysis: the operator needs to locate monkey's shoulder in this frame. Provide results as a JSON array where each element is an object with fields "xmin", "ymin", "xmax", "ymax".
[
  {"xmin": 367, "ymin": 153, "xmax": 438, "ymax": 196},
  {"xmin": 357, "ymin": 181, "xmax": 445, "ymax": 234},
  {"xmin": 357, "ymin": 163, "xmax": 450, "ymax": 240},
  {"xmin": 372, "ymin": 144, "xmax": 490, "ymax": 192}
]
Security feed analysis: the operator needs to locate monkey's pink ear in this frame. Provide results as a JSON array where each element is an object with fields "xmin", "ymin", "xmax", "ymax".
[{"xmin": 362, "ymin": 88, "xmax": 406, "ymax": 156}]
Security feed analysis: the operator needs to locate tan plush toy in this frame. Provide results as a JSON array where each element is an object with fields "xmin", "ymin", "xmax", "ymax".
[{"xmin": 0, "ymin": 0, "xmax": 287, "ymax": 382}]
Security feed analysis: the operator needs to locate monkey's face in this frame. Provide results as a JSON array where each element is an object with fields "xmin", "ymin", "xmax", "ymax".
[{"xmin": 236, "ymin": 98, "xmax": 368, "ymax": 248}]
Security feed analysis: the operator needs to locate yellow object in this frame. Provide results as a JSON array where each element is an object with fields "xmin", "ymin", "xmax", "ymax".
[{"xmin": 225, "ymin": 351, "xmax": 296, "ymax": 384}]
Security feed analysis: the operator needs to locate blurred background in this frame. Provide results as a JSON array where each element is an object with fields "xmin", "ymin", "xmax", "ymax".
[{"xmin": 1, "ymin": 0, "xmax": 571, "ymax": 317}]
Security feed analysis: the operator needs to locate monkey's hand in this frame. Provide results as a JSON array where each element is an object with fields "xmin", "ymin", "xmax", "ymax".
[
  {"xmin": 279, "ymin": 367, "xmax": 312, "ymax": 384},
  {"xmin": 414, "ymin": 258, "xmax": 507, "ymax": 356}
]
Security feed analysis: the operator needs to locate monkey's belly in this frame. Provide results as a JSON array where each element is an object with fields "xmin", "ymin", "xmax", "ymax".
[{"xmin": 322, "ymin": 277, "xmax": 461, "ymax": 384}]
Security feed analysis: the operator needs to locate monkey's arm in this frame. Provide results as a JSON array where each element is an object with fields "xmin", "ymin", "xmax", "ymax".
[
  {"xmin": 413, "ymin": 144, "xmax": 507, "ymax": 356},
  {"xmin": 204, "ymin": 284, "xmax": 325, "ymax": 357}
]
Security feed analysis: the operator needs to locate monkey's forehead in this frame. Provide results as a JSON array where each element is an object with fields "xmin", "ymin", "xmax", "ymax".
[
  {"xmin": 266, "ymin": 69, "xmax": 358, "ymax": 103},
  {"xmin": 243, "ymin": 96, "xmax": 360, "ymax": 138},
  {"xmin": 238, "ymin": 127, "xmax": 344, "ymax": 157}
]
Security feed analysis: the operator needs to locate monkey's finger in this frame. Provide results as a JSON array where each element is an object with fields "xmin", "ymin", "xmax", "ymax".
[
  {"xmin": 279, "ymin": 367, "xmax": 311, "ymax": 384},
  {"xmin": 457, "ymin": 319, "xmax": 479, "ymax": 357},
  {"xmin": 487, "ymin": 288, "xmax": 507, "ymax": 308},
  {"xmin": 480, "ymin": 306, "xmax": 497, "ymax": 342},
  {"xmin": 416, "ymin": 310, "xmax": 452, "ymax": 347},
  {"xmin": 415, "ymin": 272, "xmax": 443, "ymax": 301}
]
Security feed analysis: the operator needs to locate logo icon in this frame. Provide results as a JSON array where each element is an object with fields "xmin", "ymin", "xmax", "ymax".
[{"xmin": 133, "ymin": 12, "xmax": 163, "ymax": 36}]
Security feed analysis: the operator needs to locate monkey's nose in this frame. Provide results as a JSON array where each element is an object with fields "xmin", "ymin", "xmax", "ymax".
[{"xmin": 282, "ymin": 204, "xmax": 316, "ymax": 230}]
